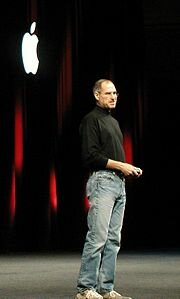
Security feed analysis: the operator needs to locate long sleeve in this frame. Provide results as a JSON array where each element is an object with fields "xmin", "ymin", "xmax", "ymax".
[{"xmin": 79, "ymin": 106, "xmax": 125, "ymax": 172}]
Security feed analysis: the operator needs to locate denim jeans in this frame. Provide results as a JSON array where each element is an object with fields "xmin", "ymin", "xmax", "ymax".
[{"xmin": 77, "ymin": 170, "xmax": 126, "ymax": 294}]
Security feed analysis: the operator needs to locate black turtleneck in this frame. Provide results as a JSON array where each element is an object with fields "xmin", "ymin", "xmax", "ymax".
[{"xmin": 79, "ymin": 105, "xmax": 125, "ymax": 172}]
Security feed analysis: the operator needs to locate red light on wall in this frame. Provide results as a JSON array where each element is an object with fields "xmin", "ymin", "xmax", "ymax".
[
  {"xmin": 15, "ymin": 102, "xmax": 23, "ymax": 174},
  {"xmin": 49, "ymin": 167, "xmax": 58, "ymax": 212},
  {"xmin": 123, "ymin": 130, "xmax": 133, "ymax": 164},
  {"xmin": 9, "ymin": 167, "xmax": 16, "ymax": 226},
  {"xmin": 84, "ymin": 194, "xmax": 90, "ymax": 212}
]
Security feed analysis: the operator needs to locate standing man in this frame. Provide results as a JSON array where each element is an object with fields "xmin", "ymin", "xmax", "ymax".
[{"xmin": 75, "ymin": 79, "xmax": 142, "ymax": 299}]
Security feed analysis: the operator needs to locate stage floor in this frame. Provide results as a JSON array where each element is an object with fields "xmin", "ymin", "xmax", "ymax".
[{"xmin": 0, "ymin": 250, "xmax": 179, "ymax": 299}]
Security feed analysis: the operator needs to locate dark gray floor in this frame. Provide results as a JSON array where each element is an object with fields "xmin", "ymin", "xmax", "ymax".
[{"xmin": 0, "ymin": 250, "xmax": 179, "ymax": 299}]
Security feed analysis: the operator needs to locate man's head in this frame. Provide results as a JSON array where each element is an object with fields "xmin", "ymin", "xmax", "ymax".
[{"xmin": 93, "ymin": 79, "xmax": 119, "ymax": 110}]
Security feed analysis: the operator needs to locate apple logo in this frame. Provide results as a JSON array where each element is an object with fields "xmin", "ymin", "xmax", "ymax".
[{"xmin": 21, "ymin": 22, "xmax": 39, "ymax": 75}]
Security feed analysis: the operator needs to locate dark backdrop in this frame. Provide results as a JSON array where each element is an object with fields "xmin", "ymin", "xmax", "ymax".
[{"xmin": 0, "ymin": 0, "xmax": 179, "ymax": 253}]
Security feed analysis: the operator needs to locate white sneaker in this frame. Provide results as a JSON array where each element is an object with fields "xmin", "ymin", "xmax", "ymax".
[
  {"xmin": 75, "ymin": 290, "xmax": 103, "ymax": 299},
  {"xmin": 101, "ymin": 290, "xmax": 132, "ymax": 299}
]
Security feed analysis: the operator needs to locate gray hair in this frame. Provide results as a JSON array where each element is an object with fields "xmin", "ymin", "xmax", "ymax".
[{"xmin": 92, "ymin": 79, "xmax": 113, "ymax": 95}]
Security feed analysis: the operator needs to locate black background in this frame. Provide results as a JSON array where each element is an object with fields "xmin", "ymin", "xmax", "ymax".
[{"xmin": 0, "ymin": 0, "xmax": 179, "ymax": 253}]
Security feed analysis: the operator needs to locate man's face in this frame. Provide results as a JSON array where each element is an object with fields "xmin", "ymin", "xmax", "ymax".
[{"xmin": 94, "ymin": 81, "xmax": 119, "ymax": 109}]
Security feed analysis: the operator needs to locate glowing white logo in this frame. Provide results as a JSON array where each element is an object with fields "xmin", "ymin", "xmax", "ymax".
[{"xmin": 22, "ymin": 22, "xmax": 39, "ymax": 75}]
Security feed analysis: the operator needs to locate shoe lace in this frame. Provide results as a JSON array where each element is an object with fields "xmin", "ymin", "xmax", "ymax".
[
  {"xmin": 86, "ymin": 290, "xmax": 102, "ymax": 299},
  {"xmin": 109, "ymin": 291, "xmax": 121, "ymax": 298}
]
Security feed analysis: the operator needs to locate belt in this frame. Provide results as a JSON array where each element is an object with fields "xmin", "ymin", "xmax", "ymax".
[
  {"xmin": 90, "ymin": 169, "xmax": 124, "ymax": 179},
  {"xmin": 110, "ymin": 170, "xmax": 124, "ymax": 179}
]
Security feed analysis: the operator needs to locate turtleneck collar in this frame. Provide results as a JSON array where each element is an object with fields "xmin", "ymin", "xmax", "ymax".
[{"xmin": 95, "ymin": 105, "xmax": 111, "ymax": 115}]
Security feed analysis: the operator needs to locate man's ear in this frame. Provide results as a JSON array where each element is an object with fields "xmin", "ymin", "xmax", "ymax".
[{"xmin": 94, "ymin": 92, "xmax": 99, "ymax": 101}]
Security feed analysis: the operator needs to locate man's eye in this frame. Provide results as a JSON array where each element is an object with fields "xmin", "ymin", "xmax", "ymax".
[{"xmin": 105, "ymin": 92, "xmax": 118, "ymax": 96}]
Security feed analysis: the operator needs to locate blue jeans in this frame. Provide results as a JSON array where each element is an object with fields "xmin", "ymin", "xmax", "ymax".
[{"xmin": 77, "ymin": 170, "xmax": 126, "ymax": 294}]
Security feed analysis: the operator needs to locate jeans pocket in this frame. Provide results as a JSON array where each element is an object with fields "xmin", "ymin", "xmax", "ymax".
[{"xmin": 86, "ymin": 174, "xmax": 97, "ymax": 198}]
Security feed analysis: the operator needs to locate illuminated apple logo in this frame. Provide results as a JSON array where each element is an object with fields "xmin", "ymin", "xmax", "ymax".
[{"xmin": 22, "ymin": 22, "xmax": 39, "ymax": 75}]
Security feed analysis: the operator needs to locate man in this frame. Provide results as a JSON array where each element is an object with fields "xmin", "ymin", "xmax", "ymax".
[{"xmin": 75, "ymin": 79, "xmax": 142, "ymax": 299}]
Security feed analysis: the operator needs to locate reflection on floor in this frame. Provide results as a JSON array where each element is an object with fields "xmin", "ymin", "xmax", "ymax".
[{"xmin": 0, "ymin": 250, "xmax": 179, "ymax": 299}]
